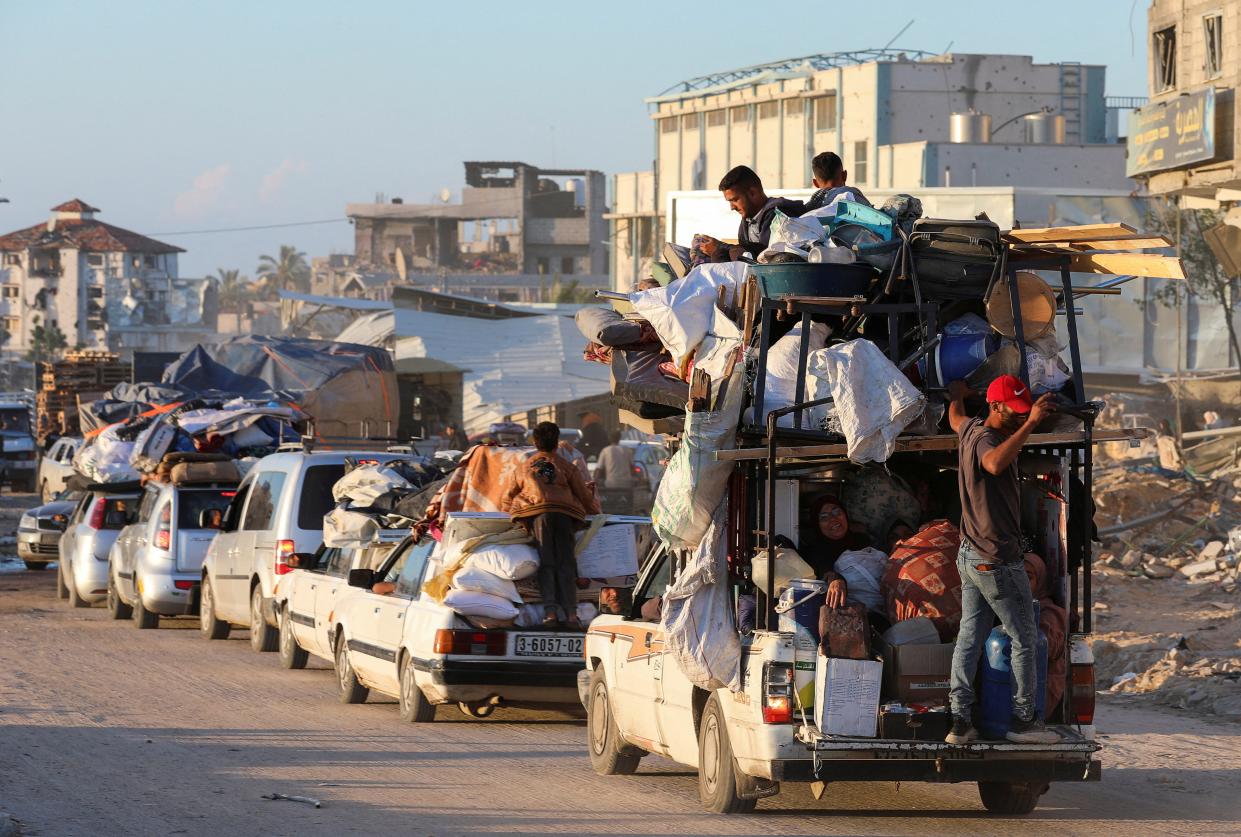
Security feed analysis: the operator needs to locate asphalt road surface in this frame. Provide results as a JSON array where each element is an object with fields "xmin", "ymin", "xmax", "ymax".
[{"xmin": 1, "ymin": 508, "xmax": 1238, "ymax": 835}]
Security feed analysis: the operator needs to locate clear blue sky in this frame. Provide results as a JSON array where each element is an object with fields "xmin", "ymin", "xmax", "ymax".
[{"xmin": 2, "ymin": 0, "xmax": 1151, "ymax": 277}]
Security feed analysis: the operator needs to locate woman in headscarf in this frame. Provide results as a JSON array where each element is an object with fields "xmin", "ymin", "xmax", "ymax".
[
  {"xmin": 1024, "ymin": 552, "xmax": 1068, "ymax": 714},
  {"xmin": 799, "ymin": 495, "xmax": 871, "ymax": 608}
]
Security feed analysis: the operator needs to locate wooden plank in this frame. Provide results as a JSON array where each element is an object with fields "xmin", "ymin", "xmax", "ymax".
[
  {"xmin": 1010, "ymin": 236, "xmax": 1173, "ymax": 251},
  {"xmin": 1004, "ymin": 223, "xmax": 1138, "ymax": 244},
  {"xmin": 1067, "ymin": 252, "xmax": 1185, "ymax": 280},
  {"xmin": 716, "ymin": 428, "xmax": 1149, "ymax": 462}
]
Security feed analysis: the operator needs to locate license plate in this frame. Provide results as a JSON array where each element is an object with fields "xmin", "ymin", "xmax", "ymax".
[{"xmin": 514, "ymin": 634, "xmax": 584, "ymax": 658}]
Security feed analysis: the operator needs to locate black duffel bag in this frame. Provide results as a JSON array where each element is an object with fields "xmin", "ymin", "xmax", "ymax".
[{"xmin": 908, "ymin": 217, "xmax": 1002, "ymax": 299}]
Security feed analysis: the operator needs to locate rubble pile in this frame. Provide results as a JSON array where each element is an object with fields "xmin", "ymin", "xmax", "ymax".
[{"xmin": 1088, "ymin": 417, "xmax": 1241, "ymax": 718}]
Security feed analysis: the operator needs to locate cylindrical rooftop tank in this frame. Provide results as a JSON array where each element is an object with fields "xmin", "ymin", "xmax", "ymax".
[
  {"xmin": 565, "ymin": 177, "xmax": 585, "ymax": 207},
  {"xmin": 950, "ymin": 111, "xmax": 992, "ymax": 143},
  {"xmin": 1023, "ymin": 112, "xmax": 1067, "ymax": 144}
]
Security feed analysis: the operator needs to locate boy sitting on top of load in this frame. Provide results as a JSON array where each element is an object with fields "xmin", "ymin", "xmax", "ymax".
[{"xmin": 503, "ymin": 421, "xmax": 601, "ymax": 631}]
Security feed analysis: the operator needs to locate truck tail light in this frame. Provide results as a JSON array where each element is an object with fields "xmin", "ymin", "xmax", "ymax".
[
  {"xmin": 1070, "ymin": 663, "xmax": 1096, "ymax": 725},
  {"xmin": 433, "ymin": 629, "xmax": 507, "ymax": 656},
  {"xmin": 761, "ymin": 662, "xmax": 794, "ymax": 724},
  {"xmin": 155, "ymin": 507, "xmax": 171, "ymax": 550},
  {"xmin": 274, "ymin": 539, "xmax": 296, "ymax": 575},
  {"xmin": 174, "ymin": 579, "xmax": 195, "ymax": 590},
  {"xmin": 87, "ymin": 498, "xmax": 106, "ymax": 530}
]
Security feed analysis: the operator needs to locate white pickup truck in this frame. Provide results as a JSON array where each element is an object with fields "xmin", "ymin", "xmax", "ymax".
[{"xmin": 584, "ymin": 542, "xmax": 1101, "ymax": 816}]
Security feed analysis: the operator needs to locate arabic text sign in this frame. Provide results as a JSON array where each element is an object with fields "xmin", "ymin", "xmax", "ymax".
[{"xmin": 1127, "ymin": 88, "xmax": 1217, "ymax": 177}]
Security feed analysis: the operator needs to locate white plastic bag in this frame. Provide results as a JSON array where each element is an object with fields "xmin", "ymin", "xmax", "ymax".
[
  {"xmin": 450, "ymin": 564, "xmax": 523, "ymax": 603},
  {"xmin": 629, "ymin": 262, "xmax": 749, "ymax": 367},
  {"xmin": 757, "ymin": 321, "xmax": 828, "ymax": 428},
  {"xmin": 769, "ymin": 209, "xmax": 827, "ymax": 249},
  {"xmin": 323, "ymin": 508, "xmax": 379, "ymax": 548},
  {"xmin": 834, "ymin": 547, "xmax": 888, "ymax": 613},
  {"xmin": 652, "ymin": 369, "xmax": 745, "ymax": 552},
  {"xmin": 443, "ymin": 589, "xmax": 520, "ymax": 621},
  {"xmin": 693, "ymin": 306, "xmax": 744, "ymax": 384},
  {"xmin": 465, "ymin": 543, "xmax": 540, "ymax": 581}
]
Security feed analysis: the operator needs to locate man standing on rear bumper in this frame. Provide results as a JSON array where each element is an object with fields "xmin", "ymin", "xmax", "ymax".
[{"xmin": 945, "ymin": 375, "xmax": 1059, "ymax": 745}]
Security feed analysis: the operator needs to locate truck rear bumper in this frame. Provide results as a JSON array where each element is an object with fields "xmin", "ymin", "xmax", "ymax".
[{"xmin": 771, "ymin": 757, "xmax": 1101, "ymax": 783}]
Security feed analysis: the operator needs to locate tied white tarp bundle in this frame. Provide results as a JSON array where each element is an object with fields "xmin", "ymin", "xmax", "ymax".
[
  {"xmin": 834, "ymin": 547, "xmax": 889, "ymax": 613},
  {"xmin": 659, "ymin": 500, "xmax": 741, "ymax": 693},
  {"xmin": 757, "ymin": 321, "xmax": 829, "ymax": 428},
  {"xmin": 323, "ymin": 508, "xmax": 381, "ymax": 548},
  {"xmin": 73, "ymin": 425, "xmax": 138, "ymax": 483},
  {"xmin": 651, "ymin": 368, "xmax": 745, "ymax": 552},
  {"xmin": 629, "ymin": 262, "xmax": 749, "ymax": 367},
  {"xmin": 806, "ymin": 339, "xmax": 926, "ymax": 463},
  {"xmin": 332, "ymin": 463, "xmax": 415, "ymax": 507}
]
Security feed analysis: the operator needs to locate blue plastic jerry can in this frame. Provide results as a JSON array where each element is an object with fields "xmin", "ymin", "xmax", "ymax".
[{"xmin": 978, "ymin": 601, "xmax": 1048, "ymax": 739}]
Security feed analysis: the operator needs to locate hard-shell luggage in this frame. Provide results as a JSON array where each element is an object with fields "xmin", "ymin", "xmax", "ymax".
[{"xmin": 908, "ymin": 217, "xmax": 1002, "ymax": 298}]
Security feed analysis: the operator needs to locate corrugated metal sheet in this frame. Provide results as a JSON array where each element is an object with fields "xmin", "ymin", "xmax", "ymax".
[{"xmin": 392, "ymin": 309, "xmax": 610, "ymax": 433}]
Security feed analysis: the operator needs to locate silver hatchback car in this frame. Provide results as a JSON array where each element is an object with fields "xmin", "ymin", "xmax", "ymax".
[
  {"xmin": 58, "ymin": 484, "xmax": 142, "ymax": 608},
  {"xmin": 109, "ymin": 479, "xmax": 238, "ymax": 628}
]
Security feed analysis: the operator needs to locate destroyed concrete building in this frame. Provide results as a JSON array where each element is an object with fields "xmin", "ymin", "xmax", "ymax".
[
  {"xmin": 340, "ymin": 161, "xmax": 609, "ymax": 303},
  {"xmin": 0, "ymin": 200, "xmax": 217, "ymax": 357}
]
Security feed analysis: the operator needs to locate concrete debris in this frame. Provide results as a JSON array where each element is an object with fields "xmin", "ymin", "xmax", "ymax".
[{"xmin": 1178, "ymin": 558, "xmax": 1221, "ymax": 578}]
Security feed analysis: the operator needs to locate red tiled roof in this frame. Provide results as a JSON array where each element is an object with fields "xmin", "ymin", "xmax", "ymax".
[
  {"xmin": 50, "ymin": 198, "xmax": 100, "ymax": 213},
  {"xmin": 0, "ymin": 217, "xmax": 184, "ymax": 254}
]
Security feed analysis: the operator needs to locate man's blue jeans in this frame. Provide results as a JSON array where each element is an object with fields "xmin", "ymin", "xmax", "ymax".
[{"xmin": 949, "ymin": 537, "xmax": 1039, "ymax": 722}]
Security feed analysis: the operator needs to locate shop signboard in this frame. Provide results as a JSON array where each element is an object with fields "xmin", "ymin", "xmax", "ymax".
[{"xmin": 1127, "ymin": 88, "xmax": 1218, "ymax": 177}]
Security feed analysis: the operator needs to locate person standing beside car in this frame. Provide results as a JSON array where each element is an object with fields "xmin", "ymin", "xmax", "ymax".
[
  {"xmin": 503, "ymin": 422, "xmax": 601, "ymax": 630},
  {"xmin": 945, "ymin": 375, "xmax": 1059, "ymax": 745},
  {"xmin": 593, "ymin": 432, "xmax": 635, "ymax": 514}
]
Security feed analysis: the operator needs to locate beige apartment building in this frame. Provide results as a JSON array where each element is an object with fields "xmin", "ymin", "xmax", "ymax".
[
  {"xmin": 1132, "ymin": 1, "xmax": 1239, "ymax": 202},
  {"xmin": 611, "ymin": 51, "xmax": 1138, "ymax": 289}
]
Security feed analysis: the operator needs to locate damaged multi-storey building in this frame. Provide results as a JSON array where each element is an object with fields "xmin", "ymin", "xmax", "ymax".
[
  {"xmin": 330, "ymin": 161, "xmax": 609, "ymax": 303},
  {"xmin": 0, "ymin": 200, "xmax": 216, "ymax": 357}
]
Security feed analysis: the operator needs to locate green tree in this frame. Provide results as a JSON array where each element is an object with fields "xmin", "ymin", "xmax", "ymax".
[
  {"xmin": 24, "ymin": 317, "xmax": 68, "ymax": 365},
  {"xmin": 256, "ymin": 245, "xmax": 310, "ymax": 295},
  {"xmin": 213, "ymin": 268, "xmax": 253, "ymax": 313},
  {"xmin": 1145, "ymin": 200, "xmax": 1241, "ymax": 367},
  {"xmin": 548, "ymin": 278, "xmax": 594, "ymax": 304}
]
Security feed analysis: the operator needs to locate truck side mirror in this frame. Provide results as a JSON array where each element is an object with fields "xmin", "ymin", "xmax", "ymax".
[{"xmin": 348, "ymin": 568, "xmax": 375, "ymax": 589}]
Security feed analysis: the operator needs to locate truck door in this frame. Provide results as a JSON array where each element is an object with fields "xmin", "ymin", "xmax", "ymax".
[{"xmin": 607, "ymin": 546, "xmax": 671, "ymax": 753}]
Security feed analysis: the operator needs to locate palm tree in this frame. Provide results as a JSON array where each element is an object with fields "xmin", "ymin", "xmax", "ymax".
[
  {"xmin": 213, "ymin": 268, "xmax": 252, "ymax": 313},
  {"xmin": 256, "ymin": 245, "xmax": 310, "ymax": 294}
]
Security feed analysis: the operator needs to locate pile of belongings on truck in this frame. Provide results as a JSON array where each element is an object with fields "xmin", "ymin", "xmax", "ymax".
[
  {"xmin": 72, "ymin": 398, "xmax": 304, "ymax": 485},
  {"xmin": 414, "ymin": 445, "xmax": 642, "ymax": 629},
  {"xmin": 323, "ymin": 457, "xmax": 447, "ymax": 548},
  {"xmin": 578, "ymin": 193, "xmax": 1088, "ymax": 457}
]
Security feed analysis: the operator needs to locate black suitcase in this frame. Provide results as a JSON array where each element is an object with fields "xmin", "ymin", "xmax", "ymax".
[{"xmin": 908, "ymin": 217, "xmax": 1002, "ymax": 299}]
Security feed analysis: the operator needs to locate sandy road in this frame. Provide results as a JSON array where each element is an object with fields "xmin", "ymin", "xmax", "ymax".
[{"xmin": 0, "ymin": 521, "xmax": 1238, "ymax": 835}]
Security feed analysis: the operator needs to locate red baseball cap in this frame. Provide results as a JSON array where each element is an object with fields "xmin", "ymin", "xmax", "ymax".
[{"xmin": 985, "ymin": 374, "xmax": 1034, "ymax": 413}]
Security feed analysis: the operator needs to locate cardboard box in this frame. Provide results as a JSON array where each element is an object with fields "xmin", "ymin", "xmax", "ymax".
[
  {"xmin": 814, "ymin": 655, "xmax": 882, "ymax": 737},
  {"xmin": 878, "ymin": 639, "xmax": 954, "ymax": 703}
]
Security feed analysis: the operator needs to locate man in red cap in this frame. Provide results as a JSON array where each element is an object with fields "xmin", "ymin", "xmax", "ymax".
[{"xmin": 944, "ymin": 375, "xmax": 1059, "ymax": 744}]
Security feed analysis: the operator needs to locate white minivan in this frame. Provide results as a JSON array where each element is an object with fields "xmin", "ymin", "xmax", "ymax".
[{"xmin": 198, "ymin": 450, "xmax": 404, "ymax": 651}]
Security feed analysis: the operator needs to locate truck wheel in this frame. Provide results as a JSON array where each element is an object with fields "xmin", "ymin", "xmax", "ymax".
[
  {"xmin": 23, "ymin": 560, "xmax": 49, "ymax": 571},
  {"xmin": 132, "ymin": 591, "xmax": 160, "ymax": 629},
  {"xmin": 56, "ymin": 562, "xmax": 69, "ymax": 599},
  {"xmin": 107, "ymin": 575, "xmax": 132, "ymax": 620},
  {"xmin": 698, "ymin": 695, "xmax": 757, "ymax": 814},
  {"xmin": 398, "ymin": 654, "xmax": 435, "ymax": 722},
  {"xmin": 587, "ymin": 669, "xmax": 641, "ymax": 776},
  {"xmin": 278, "ymin": 606, "xmax": 309, "ymax": 670},
  {"xmin": 335, "ymin": 633, "xmax": 369, "ymax": 704},
  {"xmin": 249, "ymin": 585, "xmax": 278, "ymax": 653},
  {"xmin": 198, "ymin": 578, "xmax": 230, "ymax": 640},
  {"xmin": 68, "ymin": 572, "xmax": 90, "ymax": 609},
  {"xmin": 978, "ymin": 781, "xmax": 1042, "ymax": 815}
]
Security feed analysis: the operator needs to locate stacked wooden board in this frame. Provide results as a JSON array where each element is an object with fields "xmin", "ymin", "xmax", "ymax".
[
  {"xmin": 36, "ymin": 350, "xmax": 129, "ymax": 441},
  {"xmin": 1003, "ymin": 222, "xmax": 1184, "ymax": 280}
]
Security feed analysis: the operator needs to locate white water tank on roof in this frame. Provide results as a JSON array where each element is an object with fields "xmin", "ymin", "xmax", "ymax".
[{"xmin": 950, "ymin": 111, "xmax": 991, "ymax": 143}]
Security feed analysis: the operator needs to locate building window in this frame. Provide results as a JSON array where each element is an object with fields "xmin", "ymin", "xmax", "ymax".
[
  {"xmin": 144, "ymin": 254, "xmax": 157, "ymax": 268},
  {"xmin": 730, "ymin": 105, "xmax": 749, "ymax": 124},
  {"xmin": 1153, "ymin": 26, "xmax": 1177, "ymax": 92},
  {"xmin": 2, "ymin": 285, "xmax": 18, "ymax": 299},
  {"xmin": 1204, "ymin": 14, "xmax": 1223, "ymax": 80},
  {"xmin": 757, "ymin": 101, "xmax": 779, "ymax": 120},
  {"xmin": 87, "ymin": 253, "xmax": 104, "ymax": 267},
  {"xmin": 561, "ymin": 257, "xmax": 575, "ymax": 275},
  {"xmin": 706, "ymin": 109, "xmax": 726, "ymax": 127},
  {"xmin": 682, "ymin": 112, "xmax": 699, "ymax": 130},
  {"xmin": 660, "ymin": 117, "xmax": 678, "ymax": 134},
  {"xmin": 853, "ymin": 141, "xmax": 869, "ymax": 185},
  {"xmin": 812, "ymin": 94, "xmax": 837, "ymax": 132},
  {"xmin": 3, "ymin": 316, "xmax": 18, "ymax": 333},
  {"xmin": 2, "ymin": 253, "xmax": 19, "ymax": 266}
]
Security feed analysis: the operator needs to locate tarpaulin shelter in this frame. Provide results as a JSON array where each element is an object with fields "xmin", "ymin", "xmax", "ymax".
[{"xmin": 161, "ymin": 336, "xmax": 397, "ymax": 438}]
